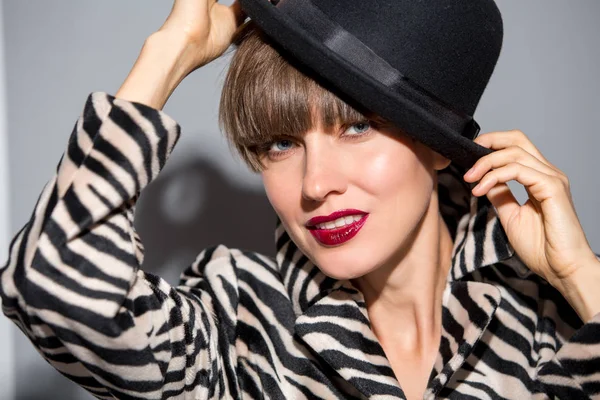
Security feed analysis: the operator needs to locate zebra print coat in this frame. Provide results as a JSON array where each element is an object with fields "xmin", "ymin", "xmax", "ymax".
[{"xmin": 2, "ymin": 92, "xmax": 600, "ymax": 400}]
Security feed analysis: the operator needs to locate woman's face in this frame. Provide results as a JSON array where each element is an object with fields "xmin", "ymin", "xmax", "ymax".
[{"xmin": 261, "ymin": 116, "xmax": 450, "ymax": 280}]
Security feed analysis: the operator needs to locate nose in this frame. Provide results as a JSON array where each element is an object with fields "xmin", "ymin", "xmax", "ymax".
[{"xmin": 301, "ymin": 141, "xmax": 348, "ymax": 202}]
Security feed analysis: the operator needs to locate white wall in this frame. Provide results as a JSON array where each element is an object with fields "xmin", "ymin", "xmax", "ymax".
[{"xmin": 0, "ymin": 0, "xmax": 14, "ymax": 398}]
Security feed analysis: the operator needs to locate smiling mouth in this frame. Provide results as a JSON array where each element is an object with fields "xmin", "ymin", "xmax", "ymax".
[
  {"xmin": 307, "ymin": 214, "xmax": 369, "ymax": 246},
  {"xmin": 307, "ymin": 214, "xmax": 365, "ymax": 230}
]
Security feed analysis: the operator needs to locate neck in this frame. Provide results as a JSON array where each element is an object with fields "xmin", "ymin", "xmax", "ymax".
[{"xmin": 351, "ymin": 190, "xmax": 454, "ymax": 356}]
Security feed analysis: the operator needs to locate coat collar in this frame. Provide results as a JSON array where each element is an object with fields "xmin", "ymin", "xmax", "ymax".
[
  {"xmin": 274, "ymin": 163, "xmax": 515, "ymax": 317},
  {"xmin": 291, "ymin": 280, "xmax": 501, "ymax": 398},
  {"xmin": 273, "ymin": 163, "xmax": 515, "ymax": 398}
]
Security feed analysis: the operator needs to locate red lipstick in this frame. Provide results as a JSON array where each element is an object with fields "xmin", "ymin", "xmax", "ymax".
[{"xmin": 306, "ymin": 209, "xmax": 369, "ymax": 246}]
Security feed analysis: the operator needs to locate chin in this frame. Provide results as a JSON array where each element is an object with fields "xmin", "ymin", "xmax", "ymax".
[{"xmin": 311, "ymin": 251, "xmax": 380, "ymax": 280}]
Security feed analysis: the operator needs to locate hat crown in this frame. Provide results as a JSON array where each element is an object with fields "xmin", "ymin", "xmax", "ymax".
[{"xmin": 308, "ymin": 0, "xmax": 504, "ymax": 115}]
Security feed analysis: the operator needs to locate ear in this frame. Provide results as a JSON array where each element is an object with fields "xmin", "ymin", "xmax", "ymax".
[
  {"xmin": 408, "ymin": 134, "xmax": 452, "ymax": 171},
  {"xmin": 432, "ymin": 150, "xmax": 452, "ymax": 171}
]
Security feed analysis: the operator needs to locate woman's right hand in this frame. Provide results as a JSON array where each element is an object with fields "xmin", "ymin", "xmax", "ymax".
[
  {"xmin": 116, "ymin": 0, "xmax": 247, "ymax": 109},
  {"xmin": 158, "ymin": 0, "xmax": 247, "ymax": 71}
]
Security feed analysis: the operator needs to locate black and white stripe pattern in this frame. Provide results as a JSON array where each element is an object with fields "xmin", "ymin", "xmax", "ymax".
[{"xmin": 2, "ymin": 92, "xmax": 600, "ymax": 399}]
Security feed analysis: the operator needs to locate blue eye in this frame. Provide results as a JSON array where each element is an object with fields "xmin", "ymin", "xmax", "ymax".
[
  {"xmin": 269, "ymin": 139, "xmax": 295, "ymax": 153},
  {"xmin": 346, "ymin": 121, "xmax": 371, "ymax": 135}
]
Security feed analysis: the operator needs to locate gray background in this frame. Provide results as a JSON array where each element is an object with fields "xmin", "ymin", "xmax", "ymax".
[
  {"xmin": 1, "ymin": 1, "xmax": 599, "ymax": 399},
  {"xmin": 0, "ymin": 0, "xmax": 12, "ymax": 398}
]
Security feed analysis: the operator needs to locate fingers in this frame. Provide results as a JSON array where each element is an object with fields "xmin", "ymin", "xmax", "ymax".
[
  {"xmin": 229, "ymin": 1, "xmax": 248, "ymax": 26},
  {"xmin": 471, "ymin": 161, "xmax": 567, "ymax": 205},
  {"xmin": 212, "ymin": 1, "xmax": 247, "ymax": 38},
  {"xmin": 463, "ymin": 129, "xmax": 571, "ymax": 210},
  {"xmin": 467, "ymin": 129, "xmax": 569, "ymax": 188},
  {"xmin": 473, "ymin": 130, "xmax": 555, "ymax": 169},
  {"xmin": 464, "ymin": 144, "xmax": 561, "ymax": 184}
]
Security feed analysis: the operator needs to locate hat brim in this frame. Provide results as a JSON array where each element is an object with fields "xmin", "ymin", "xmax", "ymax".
[{"xmin": 237, "ymin": 0, "xmax": 493, "ymax": 170}]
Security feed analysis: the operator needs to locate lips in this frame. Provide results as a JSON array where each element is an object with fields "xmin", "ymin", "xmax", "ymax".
[
  {"xmin": 306, "ymin": 209, "xmax": 369, "ymax": 246},
  {"xmin": 306, "ymin": 209, "xmax": 367, "ymax": 228}
]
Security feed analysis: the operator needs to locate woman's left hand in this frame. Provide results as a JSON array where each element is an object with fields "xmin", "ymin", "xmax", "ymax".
[{"xmin": 463, "ymin": 129, "xmax": 598, "ymax": 291}]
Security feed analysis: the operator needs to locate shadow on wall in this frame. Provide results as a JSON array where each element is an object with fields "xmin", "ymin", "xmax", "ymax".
[
  {"xmin": 15, "ymin": 154, "xmax": 276, "ymax": 400},
  {"xmin": 135, "ymin": 153, "xmax": 277, "ymax": 284}
]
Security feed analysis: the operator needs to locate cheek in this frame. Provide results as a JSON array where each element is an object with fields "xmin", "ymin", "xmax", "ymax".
[
  {"xmin": 262, "ymin": 171, "xmax": 296, "ymax": 221},
  {"xmin": 358, "ymin": 141, "xmax": 424, "ymax": 193}
]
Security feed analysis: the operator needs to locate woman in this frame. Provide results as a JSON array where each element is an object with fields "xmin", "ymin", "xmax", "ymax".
[{"xmin": 2, "ymin": 0, "xmax": 600, "ymax": 399}]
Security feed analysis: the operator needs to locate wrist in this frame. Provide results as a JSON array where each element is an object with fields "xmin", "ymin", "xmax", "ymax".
[
  {"xmin": 143, "ymin": 30, "xmax": 205, "ymax": 78},
  {"xmin": 115, "ymin": 31, "xmax": 202, "ymax": 109},
  {"xmin": 555, "ymin": 259, "xmax": 600, "ymax": 323}
]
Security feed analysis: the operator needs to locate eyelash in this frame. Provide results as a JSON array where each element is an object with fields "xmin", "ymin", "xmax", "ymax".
[{"xmin": 261, "ymin": 120, "xmax": 375, "ymax": 159}]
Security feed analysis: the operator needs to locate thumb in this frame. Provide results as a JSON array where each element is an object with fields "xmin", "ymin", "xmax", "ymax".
[
  {"xmin": 485, "ymin": 182, "xmax": 520, "ymax": 228},
  {"xmin": 214, "ymin": 1, "xmax": 247, "ymax": 39}
]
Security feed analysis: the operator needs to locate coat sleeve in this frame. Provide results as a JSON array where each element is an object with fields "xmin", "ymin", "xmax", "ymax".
[
  {"xmin": 0, "ymin": 92, "xmax": 239, "ymax": 399},
  {"xmin": 536, "ymin": 255, "xmax": 600, "ymax": 400}
]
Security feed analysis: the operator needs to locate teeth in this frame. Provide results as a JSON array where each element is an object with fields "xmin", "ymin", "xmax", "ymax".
[{"xmin": 315, "ymin": 215, "xmax": 362, "ymax": 230}]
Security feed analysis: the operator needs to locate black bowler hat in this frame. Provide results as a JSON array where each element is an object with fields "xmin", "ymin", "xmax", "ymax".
[{"xmin": 237, "ymin": 0, "xmax": 503, "ymax": 170}]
